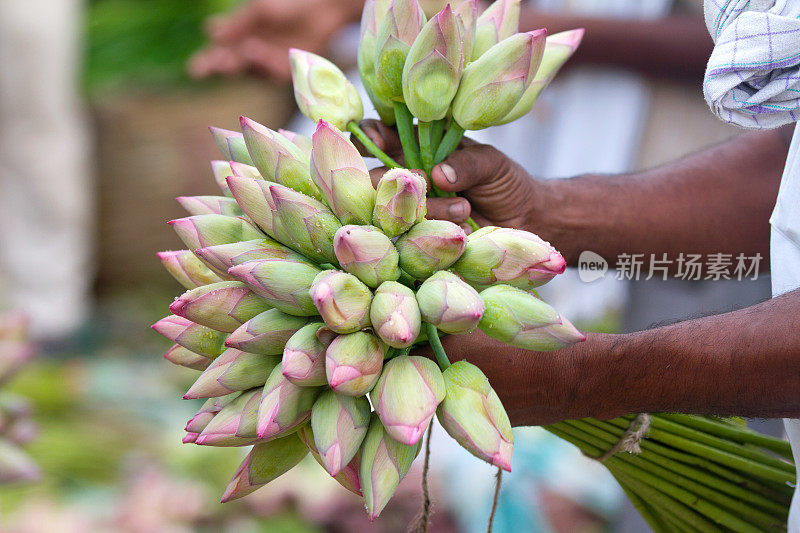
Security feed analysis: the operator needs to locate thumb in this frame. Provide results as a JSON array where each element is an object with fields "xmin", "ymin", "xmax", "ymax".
[{"xmin": 430, "ymin": 143, "xmax": 509, "ymax": 194}]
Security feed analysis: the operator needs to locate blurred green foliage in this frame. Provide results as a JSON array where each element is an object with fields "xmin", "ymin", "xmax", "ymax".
[{"xmin": 85, "ymin": 0, "xmax": 243, "ymax": 93}]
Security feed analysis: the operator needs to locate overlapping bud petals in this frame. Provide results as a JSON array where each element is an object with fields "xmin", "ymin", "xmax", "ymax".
[
  {"xmin": 436, "ymin": 361, "xmax": 513, "ymax": 470},
  {"xmin": 374, "ymin": 0, "xmax": 427, "ymax": 103},
  {"xmin": 225, "ymin": 176, "xmax": 280, "ymax": 238},
  {"xmin": 310, "ymin": 390, "xmax": 371, "ymax": 476},
  {"xmin": 297, "ymin": 425, "xmax": 362, "ymax": 495},
  {"xmin": 229, "ymin": 161, "xmax": 261, "ymax": 180},
  {"xmin": 358, "ymin": 0, "xmax": 396, "ymax": 123},
  {"xmin": 228, "ymin": 259, "xmax": 322, "ymax": 316},
  {"xmin": 184, "ymin": 348, "xmax": 281, "ymax": 399},
  {"xmin": 454, "ymin": 0, "xmax": 478, "ymax": 61},
  {"xmin": 270, "ymin": 183, "xmax": 342, "ymax": 264},
  {"xmin": 289, "ymin": 49, "xmax": 364, "ymax": 130},
  {"xmin": 372, "ymin": 169, "xmax": 427, "ymax": 237},
  {"xmin": 169, "ymin": 281, "xmax": 272, "ymax": 333},
  {"xmin": 359, "ymin": 413, "xmax": 421, "ymax": 520},
  {"xmin": 452, "ymin": 226, "xmax": 566, "ymax": 289},
  {"xmin": 210, "ymin": 161, "xmax": 234, "ymax": 196},
  {"xmin": 402, "ymin": 5, "xmax": 464, "ymax": 122},
  {"xmin": 187, "ymin": 394, "xmax": 241, "ymax": 434},
  {"xmin": 333, "ymin": 225, "xmax": 401, "ymax": 288},
  {"xmin": 370, "ymin": 281, "xmax": 421, "ymax": 348},
  {"xmin": 195, "ymin": 389, "xmax": 261, "ymax": 447},
  {"xmin": 220, "ymin": 433, "xmax": 309, "ymax": 502},
  {"xmin": 471, "ymin": 0, "xmax": 520, "ymax": 60},
  {"xmin": 479, "ymin": 285, "xmax": 585, "ymax": 350},
  {"xmin": 279, "ymin": 129, "xmax": 313, "ymax": 159},
  {"xmin": 209, "ymin": 126, "xmax": 254, "ymax": 165},
  {"xmin": 310, "ymin": 121, "xmax": 376, "ymax": 225},
  {"xmin": 151, "ymin": 316, "xmax": 227, "ymax": 357},
  {"xmin": 157, "ymin": 250, "xmax": 225, "ymax": 289},
  {"xmin": 325, "ymin": 332, "xmax": 385, "ymax": 395},
  {"xmin": 395, "ymin": 220, "xmax": 467, "ymax": 279},
  {"xmin": 195, "ymin": 238, "xmax": 305, "ymax": 275},
  {"xmin": 164, "ymin": 344, "xmax": 212, "ymax": 371},
  {"xmin": 309, "ymin": 270, "xmax": 373, "ymax": 334},
  {"xmin": 239, "ymin": 117, "xmax": 323, "ymax": 201},
  {"xmin": 452, "ymin": 29, "xmax": 546, "ymax": 130},
  {"xmin": 497, "ymin": 29, "xmax": 584, "ymax": 125},
  {"xmin": 416, "ymin": 271, "xmax": 485, "ymax": 334},
  {"xmin": 169, "ymin": 214, "xmax": 264, "ymax": 252},
  {"xmin": 225, "ymin": 309, "xmax": 310, "ymax": 355},
  {"xmin": 282, "ymin": 323, "xmax": 332, "ymax": 387},
  {"xmin": 177, "ymin": 196, "xmax": 243, "ymax": 217},
  {"xmin": 256, "ymin": 363, "xmax": 320, "ymax": 440},
  {"xmin": 371, "ymin": 356, "xmax": 445, "ymax": 445}
]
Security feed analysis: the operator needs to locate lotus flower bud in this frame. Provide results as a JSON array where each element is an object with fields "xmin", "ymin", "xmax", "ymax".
[
  {"xmin": 297, "ymin": 425, "xmax": 362, "ymax": 495},
  {"xmin": 169, "ymin": 281, "xmax": 272, "ymax": 333},
  {"xmin": 184, "ymin": 348, "xmax": 281, "ymax": 399},
  {"xmin": 452, "ymin": 30, "xmax": 546, "ymax": 130},
  {"xmin": 256, "ymin": 363, "xmax": 320, "ymax": 440},
  {"xmin": 225, "ymin": 176, "xmax": 280, "ymax": 238},
  {"xmin": 225, "ymin": 309, "xmax": 310, "ymax": 355},
  {"xmin": 177, "ymin": 196, "xmax": 243, "ymax": 217},
  {"xmin": 229, "ymin": 161, "xmax": 262, "ymax": 180},
  {"xmin": 270, "ymin": 183, "xmax": 342, "ymax": 264},
  {"xmin": 374, "ymin": 0, "xmax": 427, "ymax": 103},
  {"xmin": 289, "ymin": 49, "xmax": 363, "ymax": 130},
  {"xmin": 183, "ymin": 432, "xmax": 198, "ymax": 444},
  {"xmin": 479, "ymin": 285, "xmax": 585, "ymax": 350},
  {"xmin": 471, "ymin": 0, "xmax": 520, "ymax": 60},
  {"xmin": 360, "ymin": 413, "xmax": 421, "ymax": 520},
  {"xmin": 209, "ymin": 126, "xmax": 253, "ymax": 165},
  {"xmin": 370, "ymin": 281, "xmax": 421, "ymax": 348},
  {"xmin": 436, "ymin": 361, "xmax": 512, "ymax": 470},
  {"xmin": 372, "ymin": 356, "xmax": 445, "ymax": 446},
  {"xmin": 195, "ymin": 238, "xmax": 306, "ymax": 275},
  {"xmin": 279, "ymin": 129, "xmax": 313, "ymax": 159},
  {"xmin": 310, "ymin": 390, "xmax": 370, "ymax": 476},
  {"xmin": 228, "ymin": 259, "xmax": 322, "ymax": 316},
  {"xmin": 497, "ymin": 29, "xmax": 584, "ymax": 125},
  {"xmin": 169, "ymin": 214, "xmax": 264, "ymax": 252},
  {"xmin": 357, "ymin": 0, "xmax": 396, "ymax": 124},
  {"xmin": 333, "ymin": 225, "xmax": 400, "ymax": 288},
  {"xmin": 239, "ymin": 116, "xmax": 323, "ymax": 201},
  {"xmin": 452, "ymin": 226, "xmax": 566, "ymax": 289},
  {"xmin": 326, "ymin": 331, "xmax": 385, "ymax": 395},
  {"xmin": 310, "ymin": 121, "xmax": 376, "ymax": 225},
  {"xmin": 220, "ymin": 433, "xmax": 309, "ymax": 502},
  {"xmin": 157, "ymin": 250, "xmax": 225, "ymax": 289},
  {"xmin": 372, "ymin": 169, "xmax": 427, "ymax": 237},
  {"xmin": 454, "ymin": 0, "xmax": 478, "ymax": 61},
  {"xmin": 416, "ymin": 271, "xmax": 484, "ymax": 334},
  {"xmin": 164, "ymin": 344, "xmax": 211, "ymax": 371},
  {"xmin": 309, "ymin": 270, "xmax": 372, "ymax": 334},
  {"xmin": 187, "ymin": 394, "xmax": 241, "ymax": 434},
  {"xmin": 282, "ymin": 323, "xmax": 332, "ymax": 386},
  {"xmin": 151, "ymin": 316, "xmax": 227, "ymax": 358},
  {"xmin": 402, "ymin": 5, "xmax": 464, "ymax": 122},
  {"xmin": 210, "ymin": 161, "xmax": 234, "ymax": 197},
  {"xmin": 395, "ymin": 220, "xmax": 467, "ymax": 279},
  {"xmin": 195, "ymin": 389, "xmax": 261, "ymax": 446}
]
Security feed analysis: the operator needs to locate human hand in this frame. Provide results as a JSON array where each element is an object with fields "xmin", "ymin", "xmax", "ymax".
[{"xmin": 189, "ymin": 0, "xmax": 363, "ymax": 81}]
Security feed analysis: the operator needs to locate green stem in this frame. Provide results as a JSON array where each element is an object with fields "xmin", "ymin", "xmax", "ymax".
[
  {"xmin": 434, "ymin": 123, "xmax": 465, "ymax": 165},
  {"xmin": 418, "ymin": 122, "xmax": 435, "ymax": 176},
  {"xmin": 425, "ymin": 322, "xmax": 450, "ymax": 370},
  {"xmin": 393, "ymin": 102, "xmax": 422, "ymax": 170},
  {"xmin": 347, "ymin": 121, "xmax": 401, "ymax": 169},
  {"xmin": 430, "ymin": 119, "xmax": 446, "ymax": 155}
]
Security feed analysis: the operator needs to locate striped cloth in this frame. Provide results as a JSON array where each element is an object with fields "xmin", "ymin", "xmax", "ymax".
[{"xmin": 703, "ymin": 0, "xmax": 800, "ymax": 129}]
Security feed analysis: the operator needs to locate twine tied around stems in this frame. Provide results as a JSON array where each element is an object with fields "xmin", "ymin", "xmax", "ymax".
[{"xmin": 589, "ymin": 414, "xmax": 651, "ymax": 462}]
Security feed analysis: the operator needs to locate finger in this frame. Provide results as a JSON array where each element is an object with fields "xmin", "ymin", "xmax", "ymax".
[
  {"xmin": 188, "ymin": 47, "xmax": 245, "ymax": 78},
  {"xmin": 460, "ymin": 223, "xmax": 474, "ymax": 235},
  {"xmin": 431, "ymin": 143, "xmax": 507, "ymax": 194},
  {"xmin": 353, "ymin": 120, "xmax": 403, "ymax": 159},
  {"xmin": 239, "ymin": 38, "xmax": 292, "ymax": 81},
  {"xmin": 425, "ymin": 197, "xmax": 471, "ymax": 224}
]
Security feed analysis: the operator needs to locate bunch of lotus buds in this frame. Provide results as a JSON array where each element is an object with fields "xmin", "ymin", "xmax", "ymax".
[
  {"xmin": 153, "ymin": 113, "xmax": 584, "ymax": 518},
  {"xmin": 0, "ymin": 313, "xmax": 38, "ymax": 484}
]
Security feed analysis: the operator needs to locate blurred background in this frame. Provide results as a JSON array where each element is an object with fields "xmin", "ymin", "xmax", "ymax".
[{"xmin": 0, "ymin": 0, "xmax": 774, "ymax": 531}]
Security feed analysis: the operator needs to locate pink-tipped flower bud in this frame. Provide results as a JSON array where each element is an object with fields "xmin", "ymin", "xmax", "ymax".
[
  {"xmin": 371, "ymin": 356, "xmax": 445, "ymax": 446},
  {"xmin": 195, "ymin": 238, "xmax": 306, "ymax": 275},
  {"xmin": 184, "ymin": 348, "xmax": 281, "ymax": 399},
  {"xmin": 164, "ymin": 344, "xmax": 211, "ymax": 371},
  {"xmin": 176, "ymin": 195, "xmax": 243, "ymax": 217},
  {"xmin": 310, "ymin": 390, "xmax": 371, "ymax": 476},
  {"xmin": 454, "ymin": 0, "xmax": 479, "ymax": 61},
  {"xmin": 370, "ymin": 281, "xmax": 421, "ymax": 348},
  {"xmin": 452, "ymin": 226, "xmax": 566, "ymax": 290},
  {"xmin": 229, "ymin": 161, "xmax": 261, "ymax": 180},
  {"xmin": 169, "ymin": 281, "xmax": 272, "ymax": 333},
  {"xmin": 282, "ymin": 323, "xmax": 332, "ymax": 387},
  {"xmin": 358, "ymin": 0, "xmax": 397, "ymax": 124},
  {"xmin": 151, "ymin": 316, "xmax": 227, "ymax": 358},
  {"xmin": 256, "ymin": 363, "xmax": 320, "ymax": 440},
  {"xmin": 416, "ymin": 271, "xmax": 485, "ymax": 334},
  {"xmin": 374, "ymin": 0, "xmax": 427, "ymax": 104},
  {"xmin": 186, "ymin": 394, "xmax": 240, "ymax": 434},
  {"xmin": 278, "ymin": 128, "xmax": 313, "ymax": 159},
  {"xmin": 325, "ymin": 331, "xmax": 385, "ymax": 396},
  {"xmin": 210, "ymin": 161, "xmax": 234, "ymax": 197},
  {"xmin": 169, "ymin": 214, "xmax": 264, "ymax": 252},
  {"xmin": 225, "ymin": 176, "xmax": 280, "ymax": 238},
  {"xmin": 209, "ymin": 126, "xmax": 253, "ymax": 165},
  {"xmin": 297, "ymin": 425, "xmax": 362, "ymax": 495},
  {"xmin": 372, "ymin": 169, "xmax": 427, "ymax": 238},
  {"xmin": 309, "ymin": 271, "xmax": 372, "ymax": 334},
  {"xmin": 436, "ymin": 360, "xmax": 513, "ymax": 470},
  {"xmin": 395, "ymin": 220, "xmax": 467, "ymax": 279},
  {"xmin": 196, "ymin": 389, "xmax": 261, "ymax": 447},
  {"xmin": 479, "ymin": 285, "xmax": 586, "ymax": 350},
  {"xmin": 225, "ymin": 309, "xmax": 311, "ymax": 355},
  {"xmin": 333, "ymin": 225, "xmax": 401, "ymax": 288},
  {"xmin": 157, "ymin": 250, "xmax": 225, "ymax": 289},
  {"xmin": 228, "ymin": 259, "xmax": 322, "ymax": 316},
  {"xmin": 471, "ymin": 0, "xmax": 520, "ymax": 60}
]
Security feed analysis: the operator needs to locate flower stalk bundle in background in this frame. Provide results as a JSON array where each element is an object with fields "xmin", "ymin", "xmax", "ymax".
[{"xmin": 152, "ymin": 0, "xmax": 796, "ymax": 530}]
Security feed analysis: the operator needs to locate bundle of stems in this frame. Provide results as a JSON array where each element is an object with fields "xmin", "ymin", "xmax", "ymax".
[{"xmin": 354, "ymin": 111, "xmax": 797, "ymax": 531}]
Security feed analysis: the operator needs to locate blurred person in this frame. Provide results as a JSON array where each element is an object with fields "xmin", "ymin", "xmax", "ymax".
[{"xmin": 0, "ymin": 0, "xmax": 92, "ymax": 340}]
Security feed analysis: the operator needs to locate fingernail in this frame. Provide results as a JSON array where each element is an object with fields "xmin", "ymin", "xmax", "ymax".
[
  {"xmin": 449, "ymin": 202, "xmax": 465, "ymax": 220},
  {"xmin": 439, "ymin": 164, "xmax": 457, "ymax": 184}
]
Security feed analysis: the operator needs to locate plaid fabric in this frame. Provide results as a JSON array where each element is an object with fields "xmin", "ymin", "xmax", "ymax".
[{"xmin": 703, "ymin": 0, "xmax": 800, "ymax": 129}]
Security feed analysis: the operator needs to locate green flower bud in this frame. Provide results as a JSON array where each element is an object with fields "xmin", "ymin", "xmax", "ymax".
[
  {"xmin": 228, "ymin": 259, "xmax": 322, "ymax": 316},
  {"xmin": 310, "ymin": 390, "xmax": 371, "ymax": 476},
  {"xmin": 151, "ymin": 315, "xmax": 227, "ymax": 358},
  {"xmin": 370, "ymin": 281, "xmax": 421, "ymax": 348},
  {"xmin": 184, "ymin": 348, "xmax": 281, "ymax": 399},
  {"xmin": 282, "ymin": 323, "xmax": 332, "ymax": 386},
  {"xmin": 325, "ymin": 331, "xmax": 385, "ymax": 396},
  {"xmin": 395, "ymin": 220, "xmax": 467, "ymax": 279},
  {"xmin": 373, "ymin": 169, "xmax": 427, "ymax": 238},
  {"xmin": 471, "ymin": 0, "xmax": 520, "ymax": 60},
  {"xmin": 333, "ymin": 225, "xmax": 401, "ymax": 288},
  {"xmin": 374, "ymin": 0, "xmax": 426, "ymax": 104},
  {"xmin": 416, "ymin": 271, "xmax": 484, "ymax": 334},
  {"xmin": 358, "ymin": 0, "xmax": 396, "ymax": 124},
  {"xmin": 225, "ymin": 309, "xmax": 311, "ymax": 355},
  {"xmin": 309, "ymin": 270, "xmax": 372, "ymax": 334},
  {"xmin": 169, "ymin": 281, "xmax": 272, "ymax": 333},
  {"xmin": 157, "ymin": 250, "xmax": 225, "ymax": 290},
  {"xmin": 256, "ymin": 363, "xmax": 320, "ymax": 440},
  {"xmin": 297, "ymin": 424, "xmax": 362, "ymax": 495}
]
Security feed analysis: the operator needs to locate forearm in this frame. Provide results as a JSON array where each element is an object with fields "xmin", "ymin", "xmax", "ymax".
[{"xmin": 531, "ymin": 128, "xmax": 788, "ymax": 266}]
